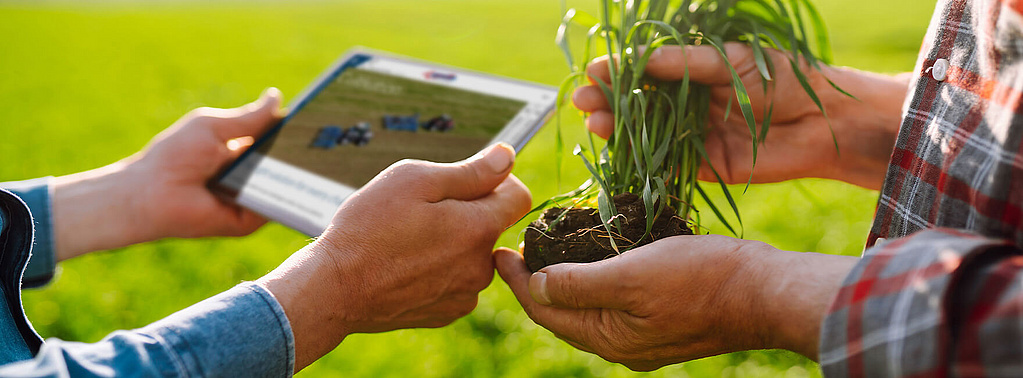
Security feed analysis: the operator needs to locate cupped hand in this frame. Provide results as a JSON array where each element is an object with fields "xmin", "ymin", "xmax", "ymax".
[
  {"xmin": 495, "ymin": 235, "xmax": 858, "ymax": 371},
  {"xmin": 260, "ymin": 143, "xmax": 532, "ymax": 371},
  {"xmin": 573, "ymin": 43, "xmax": 906, "ymax": 189}
]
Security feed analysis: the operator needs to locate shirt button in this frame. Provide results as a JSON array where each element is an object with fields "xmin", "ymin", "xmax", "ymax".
[{"xmin": 931, "ymin": 59, "xmax": 949, "ymax": 81}]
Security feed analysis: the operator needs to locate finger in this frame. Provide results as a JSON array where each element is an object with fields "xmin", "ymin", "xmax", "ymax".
[
  {"xmin": 493, "ymin": 248, "xmax": 600, "ymax": 337},
  {"xmin": 494, "ymin": 247, "xmax": 545, "ymax": 314},
  {"xmin": 642, "ymin": 45, "xmax": 733, "ymax": 85},
  {"xmin": 585, "ymin": 111, "xmax": 614, "ymax": 140},
  {"xmin": 207, "ymin": 201, "xmax": 268, "ymax": 237},
  {"xmin": 585, "ymin": 56, "xmax": 613, "ymax": 84},
  {"xmin": 208, "ymin": 87, "xmax": 284, "ymax": 142},
  {"xmin": 572, "ymin": 86, "xmax": 610, "ymax": 112},
  {"xmin": 420, "ymin": 143, "xmax": 515, "ymax": 202},
  {"xmin": 231, "ymin": 208, "xmax": 269, "ymax": 235},
  {"xmin": 532, "ymin": 259, "xmax": 632, "ymax": 310},
  {"xmin": 470, "ymin": 174, "xmax": 532, "ymax": 230}
]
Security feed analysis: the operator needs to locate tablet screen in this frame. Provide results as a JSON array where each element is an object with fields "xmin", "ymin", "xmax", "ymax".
[{"xmin": 215, "ymin": 50, "xmax": 556, "ymax": 236}]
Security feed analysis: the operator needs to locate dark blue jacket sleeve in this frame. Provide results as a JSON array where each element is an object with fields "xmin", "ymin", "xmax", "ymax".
[{"xmin": 0, "ymin": 178, "xmax": 54, "ymax": 288}]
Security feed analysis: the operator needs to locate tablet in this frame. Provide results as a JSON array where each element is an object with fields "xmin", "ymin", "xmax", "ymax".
[{"xmin": 212, "ymin": 49, "xmax": 557, "ymax": 236}]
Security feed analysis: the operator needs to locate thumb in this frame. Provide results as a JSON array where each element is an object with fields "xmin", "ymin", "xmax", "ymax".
[
  {"xmin": 422, "ymin": 143, "xmax": 515, "ymax": 202},
  {"xmin": 530, "ymin": 260, "xmax": 632, "ymax": 310},
  {"xmin": 209, "ymin": 87, "xmax": 284, "ymax": 142}
]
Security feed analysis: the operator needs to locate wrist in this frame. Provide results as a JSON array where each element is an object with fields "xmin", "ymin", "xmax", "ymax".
[
  {"xmin": 257, "ymin": 242, "xmax": 352, "ymax": 372},
  {"xmin": 819, "ymin": 67, "xmax": 909, "ymax": 189},
  {"xmin": 753, "ymin": 250, "xmax": 858, "ymax": 360}
]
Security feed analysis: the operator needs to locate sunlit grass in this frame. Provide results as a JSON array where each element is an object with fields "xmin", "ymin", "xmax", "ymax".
[{"xmin": 1, "ymin": 0, "xmax": 933, "ymax": 376}]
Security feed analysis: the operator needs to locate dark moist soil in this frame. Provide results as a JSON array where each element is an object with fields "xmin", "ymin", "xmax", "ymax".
[{"xmin": 523, "ymin": 193, "xmax": 694, "ymax": 273}]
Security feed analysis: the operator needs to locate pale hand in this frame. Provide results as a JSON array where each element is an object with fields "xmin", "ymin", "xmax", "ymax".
[
  {"xmin": 495, "ymin": 235, "xmax": 858, "ymax": 371},
  {"xmin": 53, "ymin": 88, "xmax": 285, "ymax": 260},
  {"xmin": 573, "ymin": 43, "xmax": 909, "ymax": 190},
  {"xmin": 259, "ymin": 144, "xmax": 533, "ymax": 372}
]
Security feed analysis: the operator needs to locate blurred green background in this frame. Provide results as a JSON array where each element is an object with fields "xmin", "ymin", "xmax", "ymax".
[{"xmin": 1, "ymin": 0, "xmax": 934, "ymax": 376}]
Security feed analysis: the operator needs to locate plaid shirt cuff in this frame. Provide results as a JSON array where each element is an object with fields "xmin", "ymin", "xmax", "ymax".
[{"xmin": 819, "ymin": 228, "xmax": 1020, "ymax": 377}]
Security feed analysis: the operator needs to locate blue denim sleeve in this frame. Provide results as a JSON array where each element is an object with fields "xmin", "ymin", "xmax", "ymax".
[
  {"xmin": 0, "ymin": 178, "xmax": 55, "ymax": 288},
  {"xmin": 0, "ymin": 282, "xmax": 296, "ymax": 377}
]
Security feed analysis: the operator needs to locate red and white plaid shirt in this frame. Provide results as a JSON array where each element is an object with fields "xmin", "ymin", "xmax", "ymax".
[{"xmin": 819, "ymin": 0, "xmax": 1023, "ymax": 376}]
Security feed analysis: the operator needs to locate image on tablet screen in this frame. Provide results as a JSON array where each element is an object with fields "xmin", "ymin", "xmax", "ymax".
[{"xmin": 216, "ymin": 52, "xmax": 555, "ymax": 236}]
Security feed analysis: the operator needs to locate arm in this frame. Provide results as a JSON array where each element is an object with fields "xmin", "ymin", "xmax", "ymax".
[
  {"xmin": 51, "ymin": 88, "xmax": 283, "ymax": 261},
  {"xmin": 1, "ymin": 144, "xmax": 532, "ymax": 375},
  {"xmin": 0, "ymin": 283, "xmax": 295, "ymax": 377},
  {"xmin": 1, "ymin": 88, "xmax": 281, "ymax": 287},
  {"xmin": 496, "ymin": 230, "xmax": 1022, "ymax": 374},
  {"xmin": 573, "ymin": 43, "xmax": 911, "ymax": 190},
  {"xmin": 820, "ymin": 229, "xmax": 1022, "ymax": 377}
]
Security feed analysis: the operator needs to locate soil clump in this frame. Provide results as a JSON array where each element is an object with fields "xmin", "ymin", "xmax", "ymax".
[{"xmin": 523, "ymin": 193, "xmax": 693, "ymax": 272}]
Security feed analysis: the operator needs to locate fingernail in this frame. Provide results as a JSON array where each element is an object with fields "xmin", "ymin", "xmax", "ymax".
[
  {"xmin": 477, "ymin": 143, "xmax": 513, "ymax": 173},
  {"xmin": 529, "ymin": 272, "xmax": 552, "ymax": 305},
  {"xmin": 259, "ymin": 87, "xmax": 285, "ymax": 117}
]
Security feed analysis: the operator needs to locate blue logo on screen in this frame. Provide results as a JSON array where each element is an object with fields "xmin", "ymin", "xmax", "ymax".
[{"xmin": 423, "ymin": 71, "xmax": 457, "ymax": 81}]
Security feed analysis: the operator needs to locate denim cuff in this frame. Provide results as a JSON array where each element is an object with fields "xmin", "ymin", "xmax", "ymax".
[
  {"xmin": 0, "ymin": 177, "xmax": 55, "ymax": 288},
  {"xmin": 139, "ymin": 282, "xmax": 296, "ymax": 377}
]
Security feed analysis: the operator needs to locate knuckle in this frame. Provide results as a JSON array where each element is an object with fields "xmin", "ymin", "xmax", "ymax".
[
  {"xmin": 555, "ymin": 268, "xmax": 583, "ymax": 308},
  {"xmin": 623, "ymin": 362, "xmax": 658, "ymax": 372},
  {"xmin": 510, "ymin": 179, "xmax": 533, "ymax": 214},
  {"xmin": 387, "ymin": 159, "xmax": 422, "ymax": 176},
  {"xmin": 385, "ymin": 159, "xmax": 430, "ymax": 185},
  {"xmin": 455, "ymin": 299, "xmax": 478, "ymax": 318},
  {"xmin": 467, "ymin": 267, "xmax": 495, "ymax": 293},
  {"xmin": 475, "ymin": 216, "xmax": 503, "ymax": 241},
  {"xmin": 462, "ymin": 208, "xmax": 500, "ymax": 243},
  {"xmin": 187, "ymin": 107, "xmax": 220, "ymax": 121},
  {"xmin": 425, "ymin": 318, "xmax": 455, "ymax": 329}
]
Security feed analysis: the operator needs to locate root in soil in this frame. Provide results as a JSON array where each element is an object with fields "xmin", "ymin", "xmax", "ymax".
[{"xmin": 522, "ymin": 193, "xmax": 694, "ymax": 273}]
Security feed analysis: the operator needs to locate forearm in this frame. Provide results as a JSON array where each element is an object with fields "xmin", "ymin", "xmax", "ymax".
[
  {"xmin": 820, "ymin": 67, "xmax": 911, "ymax": 190},
  {"xmin": 52, "ymin": 159, "xmax": 147, "ymax": 261},
  {"xmin": 752, "ymin": 250, "xmax": 859, "ymax": 360}
]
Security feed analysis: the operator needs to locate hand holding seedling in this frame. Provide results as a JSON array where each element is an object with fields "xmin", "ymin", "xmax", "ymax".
[
  {"xmin": 573, "ymin": 43, "xmax": 909, "ymax": 190},
  {"xmin": 51, "ymin": 88, "xmax": 284, "ymax": 261},
  {"xmin": 260, "ymin": 143, "xmax": 532, "ymax": 371},
  {"xmin": 496, "ymin": 236, "xmax": 858, "ymax": 371}
]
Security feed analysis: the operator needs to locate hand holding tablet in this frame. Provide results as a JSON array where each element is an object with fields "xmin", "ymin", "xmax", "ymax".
[{"xmin": 212, "ymin": 49, "xmax": 556, "ymax": 235}]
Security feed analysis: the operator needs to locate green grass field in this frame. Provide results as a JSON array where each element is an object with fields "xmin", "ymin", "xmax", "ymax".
[{"xmin": 1, "ymin": 0, "xmax": 935, "ymax": 376}]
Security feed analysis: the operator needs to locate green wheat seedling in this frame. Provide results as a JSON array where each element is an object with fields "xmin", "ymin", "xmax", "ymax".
[{"xmin": 533, "ymin": 0, "xmax": 842, "ymax": 253}]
